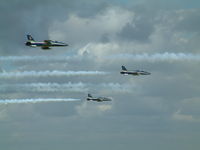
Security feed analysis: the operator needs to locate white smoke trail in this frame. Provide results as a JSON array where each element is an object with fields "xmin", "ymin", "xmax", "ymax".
[
  {"xmin": 0, "ymin": 82, "xmax": 88, "ymax": 92},
  {"xmin": 107, "ymin": 52, "xmax": 200, "ymax": 62},
  {"xmin": 0, "ymin": 55, "xmax": 79, "ymax": 62},
  {"xmin": 0, "ymin": 98, "xmax": 80, "ymax": 104},
  {"xmin": 0, "ymin": 70, "xmax": 108, "ymax": 79},
  {"xmin": 0, "ymin": 82, "xmax": 134, "ymax": 93},
  {"xmin": 1, "ymin": 53, "xmax": 200, "ymax": 63}
]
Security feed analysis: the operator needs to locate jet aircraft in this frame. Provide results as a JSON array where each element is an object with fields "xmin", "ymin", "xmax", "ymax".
[
  {"xmin": 120, "ymin": 66, "xmax": 151, "ymax": 76},
  {"xmin": 25, "ymin": 35, "xmax": 68, "ymax": 50},
  {"xmin": 87, "ymin": 94, "xmax": 112, "ymax": 102}
]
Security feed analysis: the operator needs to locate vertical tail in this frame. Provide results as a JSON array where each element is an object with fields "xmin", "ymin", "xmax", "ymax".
[
  {"xmin": 88, "ymin": 94, "xmax": 92, "ymax": 98},
  {"xmin": 122, "ymin": 66, "xmax": 127, "ymax": 71},
  {"xmin": 27, "ymin": 35, "xmax": 35, "ymax": 41}
]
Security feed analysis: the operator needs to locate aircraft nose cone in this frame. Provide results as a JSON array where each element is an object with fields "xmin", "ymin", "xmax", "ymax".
[
  {"xmin": 64, "ymin": 43, "xmax": 68, "ymax": 46},
  {"xmin": 58, "ymin": 41, "xmax": 68, "ymax": 46}
]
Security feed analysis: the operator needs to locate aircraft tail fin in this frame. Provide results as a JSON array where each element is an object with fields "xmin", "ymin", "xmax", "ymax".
[
  {"xmin": 122, "ymin": 66, "xmax": 127, "ymax": 71},
  {"xmin": 27, "ymin": 35, "xmax": 35, "ymax": 41},
  {"xmin": 88, "ymin": 94, "xmax": 92, "ymax": 98}
]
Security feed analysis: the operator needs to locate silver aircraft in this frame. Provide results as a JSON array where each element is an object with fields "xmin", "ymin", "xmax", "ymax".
[
  {"xmin": 120, "ymin": 66, "xmax": 151, "ymax": 76},
  {"xmin": 25, "ymin": 35, "xmax": 68, "ymax": 50},
  {"xmin": 87, "ymin": 94, "xmax": 112, "ymax": 102}
]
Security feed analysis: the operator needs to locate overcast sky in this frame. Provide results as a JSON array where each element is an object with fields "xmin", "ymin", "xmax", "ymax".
[{"xmin": 0, "ymin": 0, "xmax": 200, "ymax": 150}]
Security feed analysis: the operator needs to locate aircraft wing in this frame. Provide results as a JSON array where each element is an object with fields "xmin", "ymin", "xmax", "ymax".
[
  {"xmin": 93, "ymin": 98, "xmax": 102, "ymax": 102},
  {"xmin": 97, "ymin": 99, "xmax": 103, "ymax": 102},
  {"xmin": 41, "ymin": 40, "xmax": 52, "ymax": 49},
  {"xmin": 131, "ymin": 72, "xmax": 140, "ymax": 75},
  {"xmin": 44, "ymin": 40, "xmax": 52, "ymax": 45}
]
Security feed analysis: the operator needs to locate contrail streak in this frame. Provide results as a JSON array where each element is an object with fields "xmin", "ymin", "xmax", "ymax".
[
  {"xmin": 0, "ymin": 55, "xmax": 78, "ymax": 62},
  {"xmin": 107, "ymin": 52, "xmax": 200, "ymax": 62},
  {"xmin": 0, "ymin": 70, "xmax": 108, "ymax": 79},
  {"xmin": 1, "ymin": 53, "xmax": 200, "ymax": 63},
  {"xmin": 0, "ymin": 82, "xmax": 88, "ymax": 92},
  {"xmin": 0, "ymin": 98, "xmax": 80, "ymax": 104},
  {"xmin": 0, "ymin": 82, "xmax": 134, "ymax": 93}
]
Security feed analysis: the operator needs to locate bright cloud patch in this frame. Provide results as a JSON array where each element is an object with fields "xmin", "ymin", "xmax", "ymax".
[
  {"xmin": 172, "ymin": 110, "xmax": 199, "ymax": 122},
  {"xmin": 49, "ymin": 7, "xmax": 134, "ymax": 44},
  {"xmin": 76, "ymin": 102, "xmax": 113, "ymax": 117}
]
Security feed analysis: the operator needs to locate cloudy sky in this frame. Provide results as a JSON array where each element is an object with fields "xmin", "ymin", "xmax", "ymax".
[{"xmin": 0, "ymin": 0, "xmax": 200, "ymax": 149}]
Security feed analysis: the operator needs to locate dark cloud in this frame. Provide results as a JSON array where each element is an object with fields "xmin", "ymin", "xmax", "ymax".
[
  {"xmin": 118, "ymin": 20, "xmax": 154, "ymax": 42},
  {"xmin": 117, "ymin": 4, "xmax": 156, "ymax": 42},
  {"xmin": 174, "ymin": 10, "xmax": 200, "ymax": 33}
]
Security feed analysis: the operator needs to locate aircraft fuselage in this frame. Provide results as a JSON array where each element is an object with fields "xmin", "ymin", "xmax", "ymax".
[
  {"xmin": 87, "ymin": 97, "xmax": 112, "ymax": 102},
  {"xmin": 120, "ymin": 70, "xmax": 150, "ymax": 75},
  {"xmin": 25, "ymin": 35, "xmax": 68, "ymax": 49},
  {"xmin": 26, "ymin": 41, "xmax": 68, "ymax": 49}
]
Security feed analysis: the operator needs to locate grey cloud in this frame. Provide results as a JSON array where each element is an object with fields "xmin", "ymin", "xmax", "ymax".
[
  {"xmin": 174, "ymin": 10, "xmax": 200, "ymax": 33},
  {"xmin": 1, "ymin": 1, "xmax": 200, "ymax": 150},
  {"xmin": 118, "ymin": 16, "xmax": 155, "ymax": 42}
]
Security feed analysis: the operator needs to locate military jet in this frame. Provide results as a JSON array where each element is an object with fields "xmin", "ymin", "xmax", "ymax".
[
  {"xmin": 87, "ymin": 94, "xmax": 112, "ymax": 102},
  {"xmin": 120, "ymin": 66, "xmax": 151, "ymax": 76},
  {"xmin": 25, "ymin": 35, "xmax": 68, "ymax": 50}
]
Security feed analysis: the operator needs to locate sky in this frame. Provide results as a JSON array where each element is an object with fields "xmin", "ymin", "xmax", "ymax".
[{"xmin": 0, "ymin": 0, "xmax": 200, "ymax": 150}]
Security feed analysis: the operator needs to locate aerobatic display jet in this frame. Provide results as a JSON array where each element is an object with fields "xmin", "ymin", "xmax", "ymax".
[
  {"xmin": 25, "ymin": 35, "xmax": 68, "ymax": 50},
  {"xmin": 87, "ymin": 94, "xmax": 112, "ymax": 102},
  {"xmin": 120, "ymin": 66, "xmax": 151, "ymax": 76}
]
